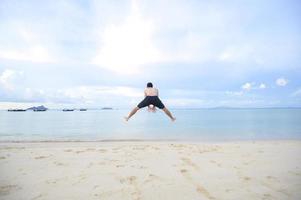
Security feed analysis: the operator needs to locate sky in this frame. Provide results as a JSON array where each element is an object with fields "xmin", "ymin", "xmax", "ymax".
[{"xmin": 0, "ymin": 0, "xmax": 300, "ymax": 109}]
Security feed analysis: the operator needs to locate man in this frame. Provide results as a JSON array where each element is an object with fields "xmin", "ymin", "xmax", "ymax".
[{"xmin": 124, "ymin": 82, "xmax": 176, "ymax": 121}]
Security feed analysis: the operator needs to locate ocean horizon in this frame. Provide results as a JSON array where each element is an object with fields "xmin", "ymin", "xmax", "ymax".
[{"xmin": 1, "ymin": 108, "xmax": 300, "ymax": 142}]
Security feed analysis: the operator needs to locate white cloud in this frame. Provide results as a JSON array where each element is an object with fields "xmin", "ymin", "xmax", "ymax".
[
  {"xmin": 0, "ymin": 28, "xmax": 55, "ymax": 63},
  {"xmin": 23, "ymin": 88, "xmax": 46, "ymax": 101},
  {"xmin": 241, "ymin": 82, "xmax": 267, "ymax": 91},
  {"xmin": 84, "ymin": 86, "xmax": 142, "ymax": 99},
  {"xmin": 0, "ymin": 69, "xmax": 24, "ymax": 90},
  {"xmin": 91, "ymin": 1, "xmax": 161, "ymax": 74},
  {"xmin": 292, "ymin": 88, "xmax": 301, "ymax": 97},
  {"xmin": 276, "ymin": 78, "xmax": 288, "ymax": 86},
  {"xmin": 225, "ymin": 91, "xmax": 243, "ymax": 96},
  {"xmin": 36, "ymin": 86, "xmax": 143, "ymax": 104},
  {"xmin": 0, "ymin": 85, "xmax": 144, "ymax": 106},
  {"xmin": 0, "ymin": 47, "xmax": 54, "ymax": 63},
  {"xmin": 1, "ymin": 0, "xmax": 299, "ymax": 72},
  {"xmin": 259, "ymin": 83, "xmax": 266, "ymax": 89},
  {"xmin": 219, "ymin": 45, "xmax": 259, "ymax": 63},
  {"xmin": 241, "ymin": 82, "xmax": 253, "ymax": 91}
]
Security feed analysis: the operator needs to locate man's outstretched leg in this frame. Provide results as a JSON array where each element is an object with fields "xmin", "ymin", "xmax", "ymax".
[
  {"xmin": 162, "ymin": 107, "xmax": 176, "ymax": 121},
  {"xmin": 124, "ymin": 107, "xmax": 140, "ymax": 121}
]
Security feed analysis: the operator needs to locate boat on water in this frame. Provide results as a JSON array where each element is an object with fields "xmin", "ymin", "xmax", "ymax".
[
  {"xmin": 33, "ymin": 108, "xmax": 47, "ymax": 112},
  {"xmin": 62, "ymin": 109, "xmax": 74, "ymax": 112},
  {"xmin": 79, "ymin": 109, "xmax": 87, "ymax": 111},
  {"xmin": 7, "ymin": 109, "xmax": 27, "ymax": 112},
  {"xmin": 101, "ymin": 107, "xmax": 113, "ymax": 110}
]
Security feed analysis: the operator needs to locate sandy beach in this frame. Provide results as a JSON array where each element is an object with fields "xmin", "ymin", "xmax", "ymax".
[{"xmin": 0, "ymin": 140, "xmax": 300, "ymax": 200}]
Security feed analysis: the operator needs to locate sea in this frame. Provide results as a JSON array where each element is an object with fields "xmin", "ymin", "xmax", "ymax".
[{"xmin": 0, "ymin": 108, "xmax": 300, "ymax": 141}]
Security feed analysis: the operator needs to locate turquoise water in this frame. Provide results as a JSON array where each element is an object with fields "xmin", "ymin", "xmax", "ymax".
[{"xmin": 0, "ymin": 109, "xmax": 300, "ymax": 141}]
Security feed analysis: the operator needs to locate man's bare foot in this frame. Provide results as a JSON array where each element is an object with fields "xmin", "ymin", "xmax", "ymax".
[
  {"xmin": 171, "ymin": 117, "xmax": 176, "ymax": 122},
  {"xmin": 124, "ymin": 116, "xmax": 129, "ymax": 121}
]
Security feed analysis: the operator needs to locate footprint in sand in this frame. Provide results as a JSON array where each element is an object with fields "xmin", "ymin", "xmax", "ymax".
[
  {"xmin": 181, "ymin": 157, "xmax": 200, "ymax": 171},
  {"xmin": 210, "ymin": 160, "xmax": 222, "ymax": 167},
  {"xmin": 130, "ymin": 165, "xmax": 147, "ymax": 169},
  {"xmin": 86, "ymin": 148, "xmax": 96, "ymax": 151},
  {"xmin": 0, "ymin": 184, "xmax": 21, "ymax": 196},
  {"xmin": 262, "ymin": 193, "xmax": 273, "ymax": 200},
  {"xmin": 31, "ymin": 193, "xmax": 44, "ymax": 200},
  {"xmin": 151, "ymin": 146, "xmax": 160, "ymax": 150},
  {"xmin": 93, "ymin": 185, "xmax": 100, "ymax": 190},
  {"xmin": 98, "ymin": 161, "xmax": 106, "ymax": 165},
  {"xmin": 46, "ymin": 177, "xmax": 68, "ymax": 185},
  {"xmin": 260, "ymin": 181, "xmax": 290, "ymax": 197},
  {"xmin": 53, "ymin": 161, "xmax": 67, "ymax": 166},
  {"xmin": 71, "ymin": 174, "xmax": 86, "ymax": 185},
  {"xmin": 34, "ymin": 155, "xmax": 51, "ymax": 159},
  {"xmin": 74, "ymin": 148, "xmax": 95, "ymax": 154},
  {"xmin": 75, "ymin": 150, "xmax": 85, "ymax": 154},
  {"xmin": 170, "ymin": 144, "xmax": 186, "ymax": 151},
  {"xmin": 1, "ymin": 147, "xmax": 25, "ymax": 150},
  {"xmin": 46, "ymin": 179, "xmax": 57, "ymax": 184},
  {"xmin": 120, "ymin": 176, "xmax": 137, "ymax": 184},
  {"xmin": 119, "ymin": 176, "xmax": 141, "ymax": 200},
  {"xmin": 198, "ymin": 146, "xmax": 219, "ymax": 154},
  {"xmin": 266, "ymin": 176, "xmax": 279, "ymax": 182},
  {"xmin": 75, "ymin": 148, "xmax": 96, "ymax": 154},
  {"xmin": 98, "ymin": 149, "xmax": 107, "ymax": 153},
  {"xmin": 132, "ymin": 146, "xmax": 146, "ymax": 151},
  {"xmin": 225, "ymin": 188, "xmax": 233, "ymax": 193},
  {"xmin": 143, "ymin": 174, "xmax": 163, "ymax": 185},
  {"xmin": 179, "ymin": 168, "xmax": 215, "ymax": 200}
]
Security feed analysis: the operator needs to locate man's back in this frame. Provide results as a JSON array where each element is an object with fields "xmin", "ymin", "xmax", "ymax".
[{"xmin": 144, "ymin": 87, "xmax": 158, "ymax": 96}]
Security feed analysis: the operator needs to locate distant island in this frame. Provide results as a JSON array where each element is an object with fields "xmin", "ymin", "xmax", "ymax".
[
  {"xmin": 7, "ymin": 106, "xmax": 114, "ymax": 112},
  {"xmin": 7, "ymin": 105, "xmax": 48, "ymax": 112},
  {"xmin": 27, "ymin": 105, "xmax": 48, "ymax": 112}
]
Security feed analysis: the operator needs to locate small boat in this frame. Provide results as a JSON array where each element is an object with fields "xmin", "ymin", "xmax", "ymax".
[
  {"xmin": 7, "ymin": 109, "xmax": 27, "ymax": 112},
  {"xmin": 33, "ymin": 108, "xmax": 47, "ymax": 112},
  {"xmin": 101, "ymin": 107, "xmax": 113, "ymax": 110},
  {"xmin": 79, "ymin": 109, "xmax": 87, "ymax": 111},
  {"xmin": 62, "ymin": 109, "xmax": 74, "ymax": 112}
]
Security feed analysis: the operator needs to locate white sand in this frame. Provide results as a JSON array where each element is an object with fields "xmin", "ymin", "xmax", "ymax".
[{"xmin": 0, "ymin": 140, "xmax": 301, "ymax": 200}]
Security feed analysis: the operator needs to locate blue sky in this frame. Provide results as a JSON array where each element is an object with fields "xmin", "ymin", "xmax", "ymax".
[{"xmin": 0, "ymin": 0, "xmax": 300, "ymax": 109}]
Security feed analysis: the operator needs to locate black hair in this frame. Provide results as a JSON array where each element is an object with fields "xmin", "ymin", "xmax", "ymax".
[{"xmin": 147, "ymin": 82, "xmax": 153, "ymax": 88}]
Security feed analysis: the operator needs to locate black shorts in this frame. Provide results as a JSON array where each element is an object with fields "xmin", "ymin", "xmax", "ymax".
[{"xmin": 137, "ymin": 96, "xmax": 165, "ymax": 109}]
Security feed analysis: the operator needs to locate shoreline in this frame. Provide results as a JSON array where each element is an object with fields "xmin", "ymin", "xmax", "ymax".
[{"xmin": 1, "ymin": 138, "xmax": 301, "ymax": 143}]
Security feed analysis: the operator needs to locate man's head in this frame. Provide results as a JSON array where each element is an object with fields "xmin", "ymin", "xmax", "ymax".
[{"xmin": 147, "ymin": 82, "xmax": 153, "ymax": 88}]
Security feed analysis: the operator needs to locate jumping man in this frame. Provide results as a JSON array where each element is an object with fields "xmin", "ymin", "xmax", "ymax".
[{"xmin": 124, "ymin": 82, "xmax": 176, "ymax": 121}]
